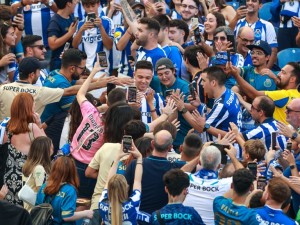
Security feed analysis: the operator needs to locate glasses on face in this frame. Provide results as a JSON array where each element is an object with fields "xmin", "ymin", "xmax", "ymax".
[
  {"xmin": 251, "ymin": 104, "xmax": 260, "ymax": 111},
  {"xmin": 214, "ymin": 36, "xmax": 227, "ymax": 42},
  {"xmin": 181, "ymin": 4, "xmax": 198, "ymax": 9},
  {"xmin": 238, "ymin": 36, "xmax": 254, "ymax": 44},
  {"xmin": 286, "ymin": 106, "xmax": 300, "ymax": 114},
  {"xmin": 250, "ymin": 50, "xmax": 265, "ymax": 56},
  {"xmin": 30, "ymin": 45, "xmax": 45, "ymax": 50}
]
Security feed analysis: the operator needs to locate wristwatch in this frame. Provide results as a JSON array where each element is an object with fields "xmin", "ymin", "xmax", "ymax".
[
  {"xmin": 180, "ymin": 107, "xmax": 188, "ymax": 114},
  {"xmin": 291, "ymin": 132, "xmax": 298, "ymax": 140},
  {"xmin": 203, "ymin": 123, "xmax": 210, "ymax": 131},
  {"xmin": 290, "ymin": 164, "xmax": 296, "ymax": 170}
]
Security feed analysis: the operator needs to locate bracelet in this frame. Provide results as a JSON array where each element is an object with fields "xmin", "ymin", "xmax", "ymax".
[
  {"xmin": 136, "ymin": 162, "xmax": 143, "ymax": 165},
  {"xmin": 136, "ymin": 160, "xmax": 143, "ymax": 164},
  {"xmin": 150, "ymin": 108, "xmax": 156, "ymax": 112}
]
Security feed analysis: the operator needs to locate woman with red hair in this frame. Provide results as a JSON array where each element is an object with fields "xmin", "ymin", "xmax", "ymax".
[
  {"xmin": 3, "ymin": 92, "xmax": 45, "ymax": 205},
  {"xmin": 36, "ymin": 156, "xmax": 93, "ymax": 224}
]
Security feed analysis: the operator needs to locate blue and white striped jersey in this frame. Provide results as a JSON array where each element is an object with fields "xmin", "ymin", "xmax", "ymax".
[
  {"xmin": 140, "ymin": 92, "xmax": 164, "ymax": 124},
  {"xmin": 12, "ymin": 1, "xmax": 54, "ymax": 47},
  {"xmin": 163, "ymin": 45, "xmax": 182, "ymax": 78},
  {"xmin": 234, "ymin": 18, "xmax": 278, "ymax": 48},
  {"xmin": 170, "ymin": 9, "xmax": 182, "ymax": 19},
  {"xmin": 0, "ymin": 117, "xmax": 10, "ymax": 144},
  {"xmin": 74, "ymin": 15, "xmax": 114, "ymax": 71},
  {"xmin": 242, "ymin": 118, "xmax": 287, "ymax": 151},
  {"xmin": 200, "ymin": 89, "xmax": 242, "ymax": 142}
]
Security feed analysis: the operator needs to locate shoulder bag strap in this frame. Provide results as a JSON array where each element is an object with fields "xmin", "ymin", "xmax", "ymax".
[
  {"xmin": 28, "ymin": 123, "xmax": 35, "ymax": 142},
  {"xmin": 156, "ymin": 210, "xmax": 166, "ymax": 225}
]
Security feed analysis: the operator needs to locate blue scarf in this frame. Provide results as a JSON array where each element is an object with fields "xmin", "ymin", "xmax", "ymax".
[{"xmin": 196, "ymin": 169, "xmax": 218, "ymax": 179}]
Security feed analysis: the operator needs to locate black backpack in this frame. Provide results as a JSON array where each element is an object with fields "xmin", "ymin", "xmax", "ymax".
[{"xmin": 30, "ymin": 196, "xmax": 54, "ymax": 225}]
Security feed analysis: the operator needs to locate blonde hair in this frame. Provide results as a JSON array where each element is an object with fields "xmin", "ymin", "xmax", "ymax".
[{"xmin": 107, "ymin": 175, "xmax": 128, "ymax": 225}]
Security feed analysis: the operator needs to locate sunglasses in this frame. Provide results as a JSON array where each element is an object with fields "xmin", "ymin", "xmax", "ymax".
[
  {"xmin": 286, "ymin": 106, "xmax": 300, "ymax": 114},
  {"xmin": 181, "ymin": 4, "xmax": 198, "ymax": 9},
  {"xmin": 30, "ymin": 45, "xmax": 45, "ymax": 50},
  {"xmin": 214, "ymin": 36, "xmax": 227, "ymax": 41}
]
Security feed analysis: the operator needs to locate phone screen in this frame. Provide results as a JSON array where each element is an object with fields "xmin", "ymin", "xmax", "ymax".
[
  {"xmin": 189, "ymin": 83, "xmax": 196, "ymax": 100},
  {"xmin": 128, "ymin": 55, "xmax": 135, "ymax": 62},
  {"xmin": 16, "ymin": 7, "xmax": 23, "ymax": 15},
  {"xmin": 107, "ymin": 83, "xmax": 116, "ymax": 95},
  {"xmin": 194, "ymin": 27, "xmax": 201, "ymax": 44},
  {"xmin": 63, "ymin": 42, "xmax": 70, "ymax": 52},
  {"xmin": 227, "ymin": 50, "xmax": 231, "ymax": 62},
  {"xmin": 227, "ymin": 34, "xmax": 236, "ymax": 53},
  {"xmin": 128, "ymin": 86, "xmax": 137, "ymax": 103},
  {"xmin": 87, "ymin": 12, "xmax": 96, "ymax": 23},
  {"xmin": 123, "ymin": 135, "xmax": 132, "ymax": 153},
  {"xmin": 247, "ymin": 162, "xmax": 257, "ymax": 178},
  {"xmin": 271, "ymin": 132, "xmax": 278, "ymax": 150},
  {"xmin": 257, "ymin": 176, "xmax": 267, "ymax": 191},
  {"xmin": 211, "ymin": 143, "xmax": 229, "ymax": 164},
  {"xmin": 98, "ymin": 52, "xmax": 108, "ymax": 67},
  {"xmin": 287, "ymin": 142, "xmax": 292, "ymax": 151},
  {"xmin": 165, "ymin": 90, "xmax": 173, "ymax": 97}
]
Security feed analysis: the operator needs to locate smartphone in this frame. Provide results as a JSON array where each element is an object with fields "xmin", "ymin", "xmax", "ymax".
[
  {"xmin": 98, "ymin": 51, "xmax": 108, "ymax": 67},
  {"xmin": 189, "ymin": 83, "xmax": 196, "ymax": 100},
  {"xmin": 128, "ymin": 55, "xmax": 135, "ymax": 62},
  {"xmin": 74, "ymin": 17, "xmax": 78, "ymax": 23},
  {"xmin": 247, "ymin": 162, "xmax": 257, "ymax": 178},
  {"xmin": 227, "ymin": 34, "xmax": 236, "ymax": 53},
  {"xmin": 287, "ymin": 142, "xmax": 293, "ymax": 152},
  {"xmin": 227, "ymin": 50, "xmax": 231, "ymax": 62},
  {"xmin": 211, "ymin": 143, "xmax": 229, "ymax": 164},
  {"xmin": 127, "ymin": 86, "xmax": 137, "ymax": 103},
  {"xmin": 191, "ymin": 17, "xmax": 199, "ymax": 29},
  {"xmin": 107, "ymin": 82, "xmax": 116, "ymax": 95},
  {"xmin": 16, "ymin": 7, "xmax": 23, "ymax": 15},
  {"xmin": 271, "ymin": 132, "xmax": 278, "ymax": 150},
  {"xmin": 87, "ymin": 12, "xmax": 96, "ymax": 23},
  {"xmin": 123, "ymin": 135, "xmax": 132, "ymax": 153},
  {"xmin": 194, "ymin": 26, "xmax": 202, "ymax": 44},
  {"xmin": 165, "ymin": 89, "xmax": 173, "ymax": 97},
  {"xmin": 257, "ymin": 176, "xmax": 267, "ymax": 191},
  {"xmin": 63, "ymin": 42, "xmax": 70, "ymax": 52}
]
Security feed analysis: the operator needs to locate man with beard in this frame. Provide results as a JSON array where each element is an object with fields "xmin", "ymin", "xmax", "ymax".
[
  {"xmin": 180, "ymin": 0, "xmax": 203, "ymax": 29},
  {"xmin": 236, "ymin": 96, "xmax": 287, "ymax": 151},
  {"xmin": 233, "ymin": 41, "xmax": 277, "ymax": 91},
  {"xmin": 135, "ymin": 17, "xmax": 166, "ymax": 92},
  {"xmin": 41, "ymin": 48, "xmax": 116, "ymax": 152},
  {"xmin": 227, "ymin": 61, "xmax": 300, "ymax": 124},
  {"xmin": 232, "ymin": 0, "xmax": 277, "ymax": 69}
]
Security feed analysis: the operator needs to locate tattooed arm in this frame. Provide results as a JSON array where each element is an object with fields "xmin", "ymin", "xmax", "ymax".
[{"xmin": 120, "ymin": 0, "xmax": 139, "ymax": 34}]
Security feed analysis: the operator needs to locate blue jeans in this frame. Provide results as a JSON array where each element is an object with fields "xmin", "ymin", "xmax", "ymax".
[{"xmin": 74, "ymin": 159, "xmax": 97, "ymax": 199}]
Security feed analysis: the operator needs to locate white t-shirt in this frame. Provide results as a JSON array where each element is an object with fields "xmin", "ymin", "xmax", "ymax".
[{"xmin": 183, "ymin": 172, "xmax": 232, "ymax": 225}]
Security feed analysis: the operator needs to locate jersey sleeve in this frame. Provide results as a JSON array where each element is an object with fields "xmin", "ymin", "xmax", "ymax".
[
  {"xmin": 102, "ymin": 16, "xmax": 114, "ymax": 39},
  {"xmin": 36, "ymin": 87, "xmax": 64, "ymax": 105},
  {"xmin": 265, "ymin": 22, "xmax": 278, "ymax": 48},
  {"xmin": 206, "ymin": 103, "xmax": 229, "ymax": 127},
  {"xmin": 242, "ymin": 127, "xmax": 263, "ymax": 141},
  {"xmin": 47, "ymin": 18, "xmax": 60, "ymax": 38},
  {"xmin": 80, "ymin": 100, "xmax": 98, "ymax": 116},
  {"xmin": 264, "ymin": 90, "xmax": 289, "ymax": 108},
  {"xmin": 33, "ymin": 165, "xmax": 46, "ymax": 187},
  {"xmin": 89, "ymin": 149, "xmax": 101, "ymax": 170},
  {"xmin": 60, "ymin": 186, "xmax": 77, "ymax": 219}
]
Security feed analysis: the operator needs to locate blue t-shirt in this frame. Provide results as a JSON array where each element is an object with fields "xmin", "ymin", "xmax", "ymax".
[
  {"xmin": 213, "ymin": 196, "xmax": 259, "ymax": 225},
  {"xmin": 48, "ymin": 14, "xmax": 75, "ymax": 70},
  {"xmin": 99, "ymin": 189, "xmax": 141, "ymax": 225},
  {"xmin": 256, "ymin": 205, "xmax": 297, "ymax": 225},
  {"xmin": 41, "ymin": 70, "xmax": 76, "ymax": 122},
  {"xmin": 163, "ymin": 45, "xmax": 182, "ymax": 78},
  {"xmin": 160, "ymin": 78, "xmax": 191, "ymax": 148},
  {"xmin": 36, "ymin": 183, "xmax": 77, "ymax": 225},
  {"xmin": 150, "ymin": 203, "xmax": 205, "ymax": 225},
  {"xmin": 241, "ymin": 66, "xmax": 277, "ymax": 91},
  {"xmin": 244, "ymin": 51, "xmax": 253, "ymax": 67}
]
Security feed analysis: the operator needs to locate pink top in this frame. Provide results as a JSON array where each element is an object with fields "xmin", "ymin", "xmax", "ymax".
[{"xmin": 71, "ymin": 100, "xmax": 104, "ymax": 164}]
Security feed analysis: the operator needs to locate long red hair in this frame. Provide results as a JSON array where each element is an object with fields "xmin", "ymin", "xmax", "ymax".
[
  {"xmin": 7, "ymin": 93, "xmax": 34, "ymax": 134},
  {"xmin": 44, "ymin": 156, "xmax": 79, "ymax": 195}
]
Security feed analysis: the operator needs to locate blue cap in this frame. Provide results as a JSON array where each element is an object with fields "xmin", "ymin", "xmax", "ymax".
[{"xmin": 247, "ymin": 40, "xmax": 272, "ymax": 56}]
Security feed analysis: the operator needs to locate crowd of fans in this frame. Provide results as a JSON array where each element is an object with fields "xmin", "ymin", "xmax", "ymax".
[{"xmin": 0, "ymin": 0, "xmax": 300, "ymax": 224}]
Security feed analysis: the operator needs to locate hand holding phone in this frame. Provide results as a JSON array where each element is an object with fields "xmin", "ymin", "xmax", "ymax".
[
  {"xmin": 127, "ymin": 86, "xmax": 137, "ymax": 103},
  {"xmin": 211, "ymin": 143, "xmax": 229, "ymax": 164},
  {"xmin": 189, "ymin": 83, "xmax": 196, "ymax": 100},
  {"xmin": 227, "ymin": 34, "xmax": 236, "ymax": 53},
  {"xmin": 98, "ymin": 51, "xmax": 108, "ymax": 67},
  {"xmin": 87, "ymin": 12, "xmax": 96, "ymax": 23},
  {"xmin": 271, "ymin": 132, "xmax": 278, "ymax": 150}
]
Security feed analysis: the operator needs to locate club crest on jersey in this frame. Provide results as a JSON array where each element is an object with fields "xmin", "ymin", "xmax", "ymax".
[{"xmin": 254, "ymin": 29, "xmax": 262, "ymax": 41}]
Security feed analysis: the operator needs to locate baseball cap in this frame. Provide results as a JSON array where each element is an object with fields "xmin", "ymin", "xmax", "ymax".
[
  {"xmin": 129, "ymin": 0, "xmax": 144, "ymax": 8},
  {"xmin": 247, "ymin": 40, "xmax": 272, "ymax": 56},
  {"xmin": 19, "ymin": 57, "xmax": 47, "ymax": 77},
  {"xmin": 155, "ymin": 58, "xmax": 175, "ymax": 71}
]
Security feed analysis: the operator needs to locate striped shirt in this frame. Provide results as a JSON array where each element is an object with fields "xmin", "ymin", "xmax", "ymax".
[
  {"xmin": 140, "ymin": 92, "xmax": 164, "ymax": 124},
  {"xmin": 242, "ymin": 118, "xmax": 287, "ymax": 151},
  {"xmin": 0, "ymin": 117, "xmax": 10, "ymax": 144},
  {"xmin": 234, "ymin": 18, "xmax": 278, "ymax": 48}
]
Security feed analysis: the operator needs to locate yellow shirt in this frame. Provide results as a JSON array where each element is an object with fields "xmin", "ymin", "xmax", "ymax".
[{"xmin": 265, "ymin": 89, "xmax": 300, "ymax": 124}]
